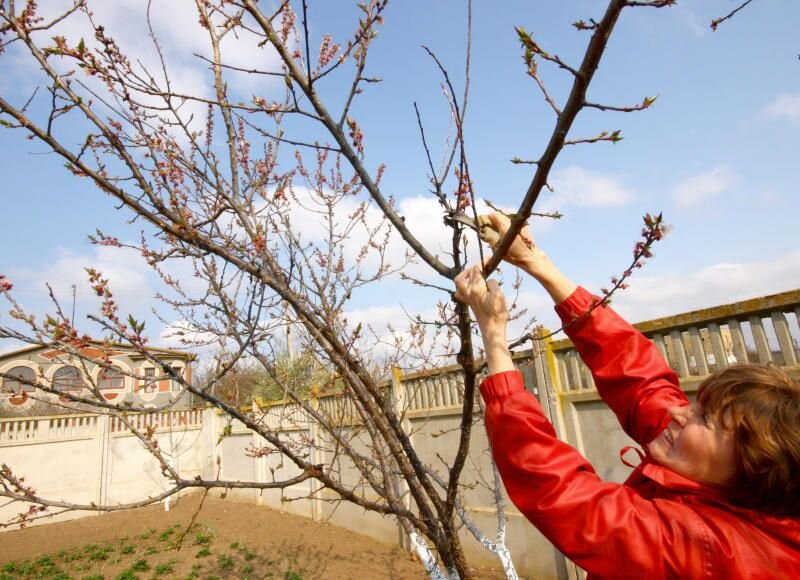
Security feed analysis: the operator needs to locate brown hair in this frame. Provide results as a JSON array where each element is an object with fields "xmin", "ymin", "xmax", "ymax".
[{"xmin": 697, "ymin": 363, "xmax": 800, "ymax": 516}]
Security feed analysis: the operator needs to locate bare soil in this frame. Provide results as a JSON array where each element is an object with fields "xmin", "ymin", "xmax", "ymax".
[{"xmin": 0, "ymin": 493, "xmax": 504, "ymax": 579}]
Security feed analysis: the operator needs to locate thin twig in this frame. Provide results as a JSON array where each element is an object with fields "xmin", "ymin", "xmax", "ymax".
[
  {"xmin": 413, "ymin": 102, "xmax": 446, "ymax": 204},
  {"xmin": 710, "ymin": 0, "xmax": 755, "ymax": 31},
  {"xmin": 585, "ymin": 95, "xmax": 657, "ymax": 112},
  {"xmin": 564, "ymin": 129, "xmax": 623, "ymax": 145}
]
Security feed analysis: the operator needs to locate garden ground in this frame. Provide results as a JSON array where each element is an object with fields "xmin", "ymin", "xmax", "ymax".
[{"xmin": 0, "ymin": 492, "xmax": 505, "ymax": 579}]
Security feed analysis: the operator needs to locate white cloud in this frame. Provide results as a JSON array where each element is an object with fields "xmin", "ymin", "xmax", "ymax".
[
  {"xmin": 343, "ymin": 302, "xmax": 460, "ymax": 366},
  {"xmin": 761, "ymin": 93, "xmax": 800, "ymax": 125},
  {"xmin": 670, "ymin": 165, "xmax": 736, "ymax": 208},
  {"xmin": 543, "ymin": 166, "xmax": 635, "ymax": 211},
  {"xmin": 157, "ymin": 320, "xmax": 222, "ymax": 357},
  {"xmin": 3, "ymin": 245, "xmax": 159, "ymax": 339},
  {"xmin": 17, "ymin": 0, "xmax": 283, "ymax": 144},
  {"xmin": 8, "ymin": 245, "xmax": 151, "ymax": 306},
  {"xmin": 275, "ymin": 188, "xmax": 498, "ymax": 284},
  {"xmin": 674, "ymin": 5, "xmax": 707, "ymax": 38},
  {"xmin": 610, "ymin": 249, "xmax": 800, "ymax": 323}
]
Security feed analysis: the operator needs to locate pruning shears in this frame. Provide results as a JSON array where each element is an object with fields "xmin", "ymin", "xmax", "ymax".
[{"xmin": 446, "ymin": 213, "xmax": 502, "ymax": 246}]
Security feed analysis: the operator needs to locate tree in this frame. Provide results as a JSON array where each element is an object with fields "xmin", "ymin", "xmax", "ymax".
[{"xmin": 0, "ymin": 1, "xmax": 742, "ymax": 577}]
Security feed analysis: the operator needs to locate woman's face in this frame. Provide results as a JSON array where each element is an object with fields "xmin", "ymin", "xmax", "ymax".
[{"xmin": 647, "ymin": 403, "xmax": 736, "ymax": 486}]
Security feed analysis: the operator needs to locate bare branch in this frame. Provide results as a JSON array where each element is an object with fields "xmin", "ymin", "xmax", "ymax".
[
  {"xmin": 564, "ymin": 129, "xmax": 623, "ymax": 145},
  {"xmin": 585, "ymin": 95, "xmax": 658, "ymax": 112},
  {"xmin": 625, "ymin": 1, "xmax": 676, "ymax": 6},
  {"xmin": 710, "ymin": 0, "xmax": 756, "ymax": 31}
]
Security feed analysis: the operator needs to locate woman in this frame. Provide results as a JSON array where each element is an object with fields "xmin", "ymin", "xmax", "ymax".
[{"xmin": 455, "ymin": 213, "xmax": 800, "ymax": 578}]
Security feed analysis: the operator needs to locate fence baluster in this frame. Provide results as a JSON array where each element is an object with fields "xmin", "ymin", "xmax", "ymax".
[
  {"xmin": 707, "ymin": 323, "xmax": 729, "ymax": 370},
  {"xmin": 770, "ymin": 312, "xmax": 798, "ymax": 366},
  {"xmin": 748, "ymin": 317, "xmax": 773, "ymax": 363},
  {"xmin": 669, "ymin": 331, "xmax": 690, "ymax": 377},
  {"xmin": 566, "ymin": 351, "xmax": 582, "ymax": 390},
  {"xmin": 728, "ymin": 319, "xmax": 749, "ymax": 363},
  {"xmin": 688, "ymin": 327, "xmax": 708, "ymax": 376},
  {"xmin": 653, "ymin": 334, "xmax": 668, "ymax": 361}
]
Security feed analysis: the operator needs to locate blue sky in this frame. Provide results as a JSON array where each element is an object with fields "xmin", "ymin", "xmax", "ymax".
[{"xmin": 1, "ymin": 0, "xmax": 799, "ymax": 356}]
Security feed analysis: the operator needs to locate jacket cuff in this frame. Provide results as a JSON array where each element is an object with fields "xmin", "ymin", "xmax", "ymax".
[
  {"xmin": 554, "ymin": 286, "xmax": 602, "ymax": 326},
  {"xmin": 479, "ymin": 370, "xmax": 525, "ymax": 402}
]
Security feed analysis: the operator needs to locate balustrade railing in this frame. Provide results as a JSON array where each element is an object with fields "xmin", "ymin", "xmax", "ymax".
[
  {"xmin": 549, "ymin": 289, "xmax": 800, "ymax": 395},
  {"xmin": 0, "ymin": 408, "xmax": 204, "ymax": 445}
]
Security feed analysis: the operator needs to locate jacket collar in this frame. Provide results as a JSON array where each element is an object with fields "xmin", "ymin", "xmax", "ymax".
[
  {"xmin": 640, "ymin": 461, "xmax": 729, "ymax": 500},
  {"xmin": 620, "ymin": 445, "xmax": 729, "ymax": 502}
]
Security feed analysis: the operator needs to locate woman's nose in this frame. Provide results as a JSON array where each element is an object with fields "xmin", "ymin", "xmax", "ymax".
[{"xmin": 667, "ymin": 405, "xmax": 690, "ymax": 426}]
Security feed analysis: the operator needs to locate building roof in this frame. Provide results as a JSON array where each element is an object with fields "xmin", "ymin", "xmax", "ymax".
[{"xmin": 0, "ymin": 340, "xmax": 196, "ymax": 364}]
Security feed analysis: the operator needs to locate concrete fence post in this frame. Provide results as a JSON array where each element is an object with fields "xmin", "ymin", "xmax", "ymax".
[
  {"xmin": 536, "ymin": 328, "xmax": 569, "ymax": 442},
  {"xmin": 308, "ymin": 398, "xmax": 323, "ymax": 521},
  {"xmin": 38, "ymin": 416, "xmax": 50, "ymax": 440},
  {"xmin": 95, "ymin": 414, "xmax": 111, "ymax": 511},
  {"xmin": 206, "ymin": 406, "xmax": 221, "ymax": 479},
  {"xmin": 390, "ymin": 367, "xmax": 413, "ymax": 550},
  {"xmin": 534, "ymin": 331, "xmax": 582, "ymax": 580},
  {"xmin": 251, "ymin": 400, "xmax": 265, "ymax": 507}
]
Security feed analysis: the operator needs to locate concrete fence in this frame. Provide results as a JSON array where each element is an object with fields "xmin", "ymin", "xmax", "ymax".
[
  {"xmin": 0, "ymin": 409, "xmax": 210, "ymax": 526},
  {"xmin": 1, "ymin": 289, "xmax": 798, "ymax": 579}
]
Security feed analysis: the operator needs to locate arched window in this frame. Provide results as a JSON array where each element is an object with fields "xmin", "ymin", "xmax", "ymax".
[
  {"xmin": 3, "ymin": 366, "xmax": 36, "ymax": 394},
  {"xmin": 98, "ymin": 365, "xmax": 125, "ymax": 390},
  {"xmin": 171, "ymin": 366, "xmax": 183, "ymax": 392},
  {"xmin": 53, "ymin": 365, "xmax": 85, "ymax": 391},
  {"xmin": 140, "ymin": 367, "xmax": 157, "ymax": 393}
]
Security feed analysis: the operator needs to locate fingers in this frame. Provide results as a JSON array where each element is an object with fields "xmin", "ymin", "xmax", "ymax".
[
  {"xmin": 454, "ymin": 263, "xmax": 483, "ymax": 303},
  {"xmin": 454, "ymin": 270, "xmax": 468, "ymax": 302},
  {"xmin": 455, "ymin": 264, "xmax": 506, "ymax": 302},
  {"xmin": 486, "ymin": 211, "xmax": 536, "ymax": 252},
  {"xmin": 455, "ymin": 263, "xmax": 510, "ymax": 330},
  {"xmin": 486, "ymin": 211, "xmax": 511, "ymax": 235}
]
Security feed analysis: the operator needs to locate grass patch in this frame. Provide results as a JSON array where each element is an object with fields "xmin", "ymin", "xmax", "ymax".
[
  {"xmin": 193, "ymin": 530, "xmax": 213, "ymax": 546},
  {"xmin": 153, "ymin": 560, "xmax": 175, "ymax": 576},
  {"xmin": 130, "ymin": 558, "xmax": 150, "ymax": 572},
  {"xmin": 0, "ymin": 523, "xmax": 313, "ymax": 580}
]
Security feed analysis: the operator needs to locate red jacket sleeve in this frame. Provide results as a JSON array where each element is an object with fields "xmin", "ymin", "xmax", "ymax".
[
  {"xmin": 556, "ymin": 287, "xmax": 689, "ymax": 446},
  {"xmin": 480, "ymin": 371, "xmax": 705, "ymax": 577}
]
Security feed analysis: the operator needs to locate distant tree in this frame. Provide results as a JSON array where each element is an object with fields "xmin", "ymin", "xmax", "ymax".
[{"xmin": 196, "ymin": 352, "xmax": 339, "ymax": 406}]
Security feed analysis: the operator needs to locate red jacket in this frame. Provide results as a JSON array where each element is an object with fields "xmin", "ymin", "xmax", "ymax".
[{"xmin": 480, "ymin": 287, "xmax": 800, "ymax": 579}]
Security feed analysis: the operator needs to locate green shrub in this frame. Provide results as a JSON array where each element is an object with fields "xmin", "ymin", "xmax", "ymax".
[
  {"xmin": 217, "ymin": 554, "xmax": 234, "ymax": 570},
  {"xmin": 194, "ymin": 531, "xmax": 212, "ymax": 546},
  {"xmin": 154, "ymin": 561, "xmax": 175, "ymax": 576}
]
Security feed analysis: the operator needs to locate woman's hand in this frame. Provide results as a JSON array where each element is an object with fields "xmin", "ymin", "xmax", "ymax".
[
  {"xmin": 482, "ymin": 211, "xmax": 577, "ymax": 304},
  {"xmin": 482, "ymin": 212, "xmax": 538, "ymax": 273},
  {"xmin": 454, "ymin": 263, "xmax": 514, "ymax": 374}
]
